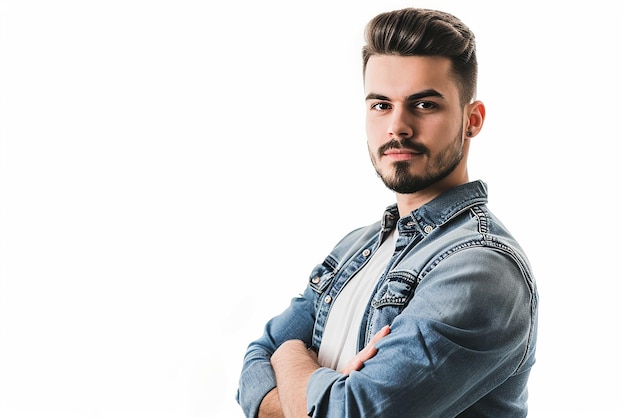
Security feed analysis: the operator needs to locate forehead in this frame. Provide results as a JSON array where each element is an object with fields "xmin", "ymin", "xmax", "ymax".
[{"xmin": 364, "ymin": 55, "xmax": 459, "ymax": 101}]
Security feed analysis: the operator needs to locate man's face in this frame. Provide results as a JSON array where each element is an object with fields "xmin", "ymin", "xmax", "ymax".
[{"xmin": 364, "ymin": 55, "xmax": 468, "ymax": 194}]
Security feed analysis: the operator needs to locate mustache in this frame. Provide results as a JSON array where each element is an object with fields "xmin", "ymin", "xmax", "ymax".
[{"xmin": 378, "ymin": 138, "xmax": 429, "ymax": 158}]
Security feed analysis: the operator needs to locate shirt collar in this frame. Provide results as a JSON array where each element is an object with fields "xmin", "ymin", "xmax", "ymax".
[{"xmin": 380, "ymin": 180, "xmax": 489, "ymax": 236}]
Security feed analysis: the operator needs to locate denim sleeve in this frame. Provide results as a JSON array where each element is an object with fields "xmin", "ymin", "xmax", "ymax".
[
  {"xmin": 306, "ymin": 247, "xmax": 536, "ymax": 417},
  {"xmin": 236, "ymin": 286, "xmax": 318, "ymax": 418}
]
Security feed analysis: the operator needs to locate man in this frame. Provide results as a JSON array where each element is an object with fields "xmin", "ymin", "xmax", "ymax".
[{"xmin": 237, "ymin": 7, "xmax": 538, "ymax": 418}]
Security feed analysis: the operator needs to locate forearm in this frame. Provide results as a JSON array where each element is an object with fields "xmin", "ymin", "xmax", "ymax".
[
  {"xmin": 259, "ymin": 388, "xmax": 285, "ymax": 418},
  {"xmin": 238, "ymin": 287, "xmax": 319, "ymax": 417},
  {"xmin": 271, "ymin": 340, "xmax": 320, "ymax": 418}
]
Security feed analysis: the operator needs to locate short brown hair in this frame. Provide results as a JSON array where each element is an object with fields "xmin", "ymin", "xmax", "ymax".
[{"xmin": 363, "ymin": 8, "xmax": 478, "ymax": 105}]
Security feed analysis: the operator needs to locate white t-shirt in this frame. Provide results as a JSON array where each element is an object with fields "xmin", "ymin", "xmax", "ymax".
[{"xmin": 317, "ymin": 228, "xmax": 398, "ymax": 371}]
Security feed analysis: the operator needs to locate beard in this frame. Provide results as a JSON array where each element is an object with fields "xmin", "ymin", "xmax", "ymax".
[{"xmin": 371, "ymin": 126, "xmax": 465, "ymax": 194}]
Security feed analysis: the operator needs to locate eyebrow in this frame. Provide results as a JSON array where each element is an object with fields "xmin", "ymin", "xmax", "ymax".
[{"xmin": 365, "ymin": 89, "xmax": 444, "ymax": 102}]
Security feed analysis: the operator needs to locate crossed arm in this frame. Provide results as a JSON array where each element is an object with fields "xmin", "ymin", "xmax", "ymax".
[{"xmin": 259, "ymin": 325, "xmax": 391, "ymax": 418}]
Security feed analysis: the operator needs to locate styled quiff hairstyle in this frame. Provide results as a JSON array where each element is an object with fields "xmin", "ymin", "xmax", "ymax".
[{"xmin": 362, "ymin": 8, "xmax": 478, "ymax": 105}]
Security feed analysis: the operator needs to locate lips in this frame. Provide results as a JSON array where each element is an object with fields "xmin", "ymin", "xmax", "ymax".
[
  {"xmin": 383, "ymin": 149, "xmax": 423, "ymax": 161},
  {"xmin": 378, "ymin": 139, "xmax": 428, "ymax": 159},
  {"xmin": 384, "ymin": 149, "xmax": 421, "ymax": 155}
]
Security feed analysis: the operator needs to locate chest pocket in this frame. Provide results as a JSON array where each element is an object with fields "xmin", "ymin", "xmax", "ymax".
[
  {"xmin": 371, "ymin": 270, "xmax": 419, "ymax": 309},
  {"xmin": 308, "ymin": 258, "xmax": 337, "ymax": 308}
]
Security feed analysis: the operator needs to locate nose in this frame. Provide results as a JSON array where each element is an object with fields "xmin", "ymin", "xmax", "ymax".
[{"xmin": 388, "ymin": 107, "xmax": 414, "ymax": 139}]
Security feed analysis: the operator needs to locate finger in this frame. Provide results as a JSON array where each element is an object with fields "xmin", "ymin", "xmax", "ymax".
[
  {"xmin": 340, "ymin": 326, "xmax": 391, "ymax": 375},
  {"xmin": 370, "ymin": 325, "xmax": 391, "ymax": 345},
  {"xmin": 359, "ymin": 325, "xmax": 391, "ymax": 359},
  {"xmin": 340, "ymin": 357, "xmax": 363, "ymax": 375}
]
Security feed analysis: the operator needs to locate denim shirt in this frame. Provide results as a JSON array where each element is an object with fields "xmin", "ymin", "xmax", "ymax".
[{"xmin": 237, "ymin": 180, "xmax": 538, "ymax": 417}]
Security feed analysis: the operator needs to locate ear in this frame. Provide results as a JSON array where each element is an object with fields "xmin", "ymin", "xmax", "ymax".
[{"xmin": 464, "ymin": 100, "xmax": 486, "ymax": 138}]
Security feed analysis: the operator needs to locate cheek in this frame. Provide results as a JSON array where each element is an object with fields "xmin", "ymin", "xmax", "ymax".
[
  {"xmin": 366, "ymin": 138, "xmax": 377, "ymax": 159},
  {"xmin": 366, "ymin": 133, "xmax": 382, "ymax": 158},
  {"xmin": 365, "ymin": 118, "xmax": 385, "ymax": 147}
]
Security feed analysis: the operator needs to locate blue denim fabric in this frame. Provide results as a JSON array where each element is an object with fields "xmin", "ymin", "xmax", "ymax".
[{"xmin": 237, "ymin": 180, "xmax": 538, "ymax": 417}]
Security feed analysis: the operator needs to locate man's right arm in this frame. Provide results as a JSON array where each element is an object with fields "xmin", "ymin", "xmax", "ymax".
[
  {"xmin": 245, "ymin": 326, "xmax": 389, "ymax": 418},
  {"xmin": 237, "ymin": 286, "xmax": 320, "ymax": 418}
]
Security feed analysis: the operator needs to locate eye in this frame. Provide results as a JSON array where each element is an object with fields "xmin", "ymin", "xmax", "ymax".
[
  {"xmin": 371, "ymin": 102, "xmax": 392, "ymax": 111},
  {"xmin": 414, "ymin": 101, "xmax": 437, "ymax": 110}
]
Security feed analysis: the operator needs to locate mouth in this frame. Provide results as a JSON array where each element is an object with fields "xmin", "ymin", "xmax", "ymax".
[{"xmin": 383, "ymin": 149, "xmax": 424, "ymax": 161}]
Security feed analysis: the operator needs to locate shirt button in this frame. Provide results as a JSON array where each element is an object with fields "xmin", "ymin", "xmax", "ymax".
[
  {"xmin": 362, "ymin": 249, "xmax": 371, "ymax": 257},
  {"xmin": 424, "ymin": 225, "xmax": 433, "ymax": 234},
  {"xmin": 311, "ymin": 276, "xmax": 320, "ymax": 284},
  {"xmin": 324, "ymin": 295, "xmax": 332, "ymax": 304}
]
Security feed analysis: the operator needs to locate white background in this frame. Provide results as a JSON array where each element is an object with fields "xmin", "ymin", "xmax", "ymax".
[{"xmin": 1, "ymin": 0, "xmax": 624, "ymax": 417}]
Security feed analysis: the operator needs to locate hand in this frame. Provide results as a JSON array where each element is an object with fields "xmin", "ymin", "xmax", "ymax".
[{"xmin": 340, "ymin": 325, "xmax": 390, "ymax": 375}]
